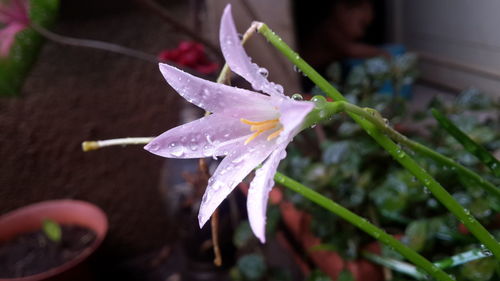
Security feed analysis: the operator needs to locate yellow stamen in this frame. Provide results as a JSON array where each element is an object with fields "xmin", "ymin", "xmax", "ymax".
[
  {"xmin": 241, "ymin": 118, "xmax": 283, "ymax": 145},
  {"xmin": 267, "ymin": 128, "xmax": 284, "ymax": 141},
  {"xmin": 250, "ymin": 121, "xmax": 278, "ymax": 132},
  {"xmin": 240, "ymin": 118, "xmax": 279, "ymax": 126},
  {"xmin": 244, "ymin": 130, "xmax": 266, "ymax": 145}
]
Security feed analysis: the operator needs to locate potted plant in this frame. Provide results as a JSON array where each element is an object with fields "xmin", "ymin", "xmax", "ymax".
[{"xmin": 0, "ymin": 199, "xmax": 108, "ymax": 281}]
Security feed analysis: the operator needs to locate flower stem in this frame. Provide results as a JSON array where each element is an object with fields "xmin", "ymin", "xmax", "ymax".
[
  {"xmin": 257, "ymin": 24, "xmax": 500, "ymax": 260},
  {"xmin": 82, "ymin": 137, "xmax": 153, "ymax": 151},
  {"xmin": 274, "ymin": 172, "xmax": 454, "ymax": 281},
  {"xmin": 31, "ymin": 23, "xmax": 158, "ymax": 63}
]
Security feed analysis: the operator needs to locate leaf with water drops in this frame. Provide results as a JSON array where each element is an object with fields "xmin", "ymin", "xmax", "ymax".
[{"xmin": 432, "ymin": 108, "xmax": 500, "ymax": 177}]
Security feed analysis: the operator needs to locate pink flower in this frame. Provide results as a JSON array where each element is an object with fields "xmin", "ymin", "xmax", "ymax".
[
  {"xmin": 0, "ymin": 0, "xmax": 29, "ymax": 57},
  {"xmin": 145, "ymin": 5, "xmax": 314, "ymax": 242}
]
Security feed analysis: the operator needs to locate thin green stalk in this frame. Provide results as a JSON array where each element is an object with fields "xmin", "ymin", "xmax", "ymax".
[
  {"xmin": 274, "ymin": 172, "xmax": 454, "ymax": 281},
  {"xmin": 257, "ymin": 23, "xmax": 500, "ymax": 260},
  {"xmin": 432, "ymin": 108, "xmax": 500, "ymax": 177}
]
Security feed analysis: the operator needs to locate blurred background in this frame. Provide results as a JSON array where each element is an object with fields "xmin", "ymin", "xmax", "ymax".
[{"xmin": 0, "ymin": 0, "xmax": 499, "ymax": 280}]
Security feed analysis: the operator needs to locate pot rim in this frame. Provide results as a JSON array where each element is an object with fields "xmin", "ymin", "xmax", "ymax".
[{"xmin": 0, "ymin": 199, "xmax": 108, "ymax": 281}]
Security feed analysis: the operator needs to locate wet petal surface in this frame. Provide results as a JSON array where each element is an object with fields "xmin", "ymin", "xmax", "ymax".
[
  {"xmin": 159, "ymin": 64, "xmax": 276, "ymax": 120},
  {"xmin": 198, "ymin": 138, "xmax": 277, "ymax": 227},
  {"xmin": 219, "ymin": 5, "xmax": 284, "ymax": 98},
  {"xmin": 145, "ymin": 114, "xmax": 250, "ymax": 159},
  {"xmin": 247, "ymin": 144, "xmax": 287, "ymax": 242}
]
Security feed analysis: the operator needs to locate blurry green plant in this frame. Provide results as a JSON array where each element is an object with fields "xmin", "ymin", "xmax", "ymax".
[
  {"xmin": 279, "ymin": 86, "xmax": 500, "ymax": 280},
  {"xmin": 0, "ymin": 0, "xmax": 59, "ymax": 96}
]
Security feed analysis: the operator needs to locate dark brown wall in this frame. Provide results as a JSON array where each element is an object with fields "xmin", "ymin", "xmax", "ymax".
[{"xmin": 0, "ymin": 4, "xmax": 188, "ymax": 259}]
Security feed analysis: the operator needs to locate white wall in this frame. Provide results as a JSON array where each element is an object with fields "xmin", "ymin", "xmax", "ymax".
[{"xmin": 389, "ymin": 0, "xmax": 500, "ymax": 97}]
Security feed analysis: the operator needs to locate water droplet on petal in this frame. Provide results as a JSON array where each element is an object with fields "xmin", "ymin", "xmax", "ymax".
[
  {"xmin": 274, "ymin": 84, "xmax": 284, "ymax": 94},
  {"xmin": 206, "ymin": 134, "xmax": 213, "ymax": 144},
  {"xmin": 147, "ymin": 142, "xmax": 159, "ymax": 151},
  {"xmin": 291, "ymin": 93, "xmax": 303, "ymax": 101},
  {"xmin": 258, "ymin": 67, "xmax": 269, "ymax": 78},
  {"xmin": 201, "ymin": 192, "xmax": 210, "ymax": 204},
  {"xmin": 170, "ymin": 145, "xmax": 184, "ymax": 157}
]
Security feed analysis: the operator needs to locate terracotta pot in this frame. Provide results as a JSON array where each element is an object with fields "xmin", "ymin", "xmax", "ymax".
[{"xmin": 0, "ymin": 200, "xmax": 108, "ymax": 281}]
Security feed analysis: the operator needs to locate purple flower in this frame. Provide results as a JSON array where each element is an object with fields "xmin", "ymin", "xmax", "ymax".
[
  {"xmin": 145, "ymin": 5, "xmax": 314, "ymax": 242},
  {"xmin": 0, "ymin": 0, "xmax": 29, "ymax": 57}
]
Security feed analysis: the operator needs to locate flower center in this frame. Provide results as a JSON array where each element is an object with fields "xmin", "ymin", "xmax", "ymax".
[{"xmin": 240, "ymin": 118, "xmax": 284, "ymax": 145}]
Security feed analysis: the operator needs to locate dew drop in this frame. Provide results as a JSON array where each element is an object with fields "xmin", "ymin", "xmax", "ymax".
[
  {"xmin": 232, "ymin": 155, "xmax": 245, "ymax": 164},
  {"xmin": 423, "ymin": 187, "xmax": 431, "ymax": 194},
  {"xmin": 170, "ymin": 146, "xmax": 184, "ymax": 157},
  {"xmin": 291, "ymin": 93, "xmax": 303, "ymax": 101},
  {"xmin": 274, "ymin": 84, "xmax": 284, "ymax": 94},
  {"xmin": 480, "ymin": 244, "xmax": 493, "ymax": 256},
  {"xmin": 147, "ymin": 142, "xmax": 159, "ymax": 152},
  {"xmin": 206, "ymin": 134, "xmax": 213, "ymax": 144},
  {"xmin": 202, "ymin": 146, "xmax": 212, "ymax": 157},
  {"xmin": 293, "ymin": 65, "xmax": 302, "ymax": 73},
  {"xmin": 201, "ymin": 192, "xmax": 211, "ymax": 204},
  {"xmin": 190, "ymin": 144, "xmax": 198, "ymax": 151},
  {"xmin": 258, "ymin": 67, "xmax": 269, "ymax": 78}
]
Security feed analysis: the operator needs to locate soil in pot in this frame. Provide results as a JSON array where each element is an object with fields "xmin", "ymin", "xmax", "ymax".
[{"xmin": 0, "ymin": 224, "xmax": 96, "ymax": 278}]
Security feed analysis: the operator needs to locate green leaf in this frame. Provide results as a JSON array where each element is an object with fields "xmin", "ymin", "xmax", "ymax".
[
  {"xmin": 337, "ymin": 270, "xmax": 355, "ymax": 281},
  {"xmin": 306, "ymin": 270, "xmax": 333, "ymax": 281},
  {"xmin": 432, "ymin": 108, "xmax": 500, "ymax": 176},
  {"xmin": 237, "ymin": 254, "xmax": 267, "ymax": 281},
  {"xmin": 233, "ymin": 221, "xmax": 255, "ymax": 248},
  {"xmin": 42, "ymin": 218, "xmax": 61, "ymax": 242},
  {"xmin": 0, "ymin": 0, "xmax": 59, "ymax": 96},
  {"xmin": 403, "ymin": 220, "xmax": 427, "ymax": 252},
  {"xmin": 460, "ymin": 257, "xmax": 497, "ymax": 281}
]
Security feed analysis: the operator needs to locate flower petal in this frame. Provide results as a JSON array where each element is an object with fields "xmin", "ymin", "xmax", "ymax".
[
  {"xmin": 247, "ymin": 144, "xmax": 287, "ymax": 243},
  {"xmin": 144, "ymin": 113, "xmax": 255, "ymax": 159},
  {"xmin": 220, "ymin": 5, "xmax": 284, "ymax": 97},
  {"xmin": 276, "ymin": 99, "xmax": 314, "ymax": 144},
  {"xmin": 159, "ymin": 63, "xmax": 277, "ymax": 120},
  {"xmin": 0, "ymin": 23, "xmax": 24, "ymax": 57},
  {"xmin": 198, "ymin": 138, "xmax": 278, "ymax": 228}
]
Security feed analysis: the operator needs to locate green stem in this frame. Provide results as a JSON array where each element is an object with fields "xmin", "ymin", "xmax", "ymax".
[
  {"xmin": 258, "ymin": 23, "xmax": 500, "ymax": 260},
  {"xmin": 274, "ymin": 172, "xmax": 454, "ymax": 281}
]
